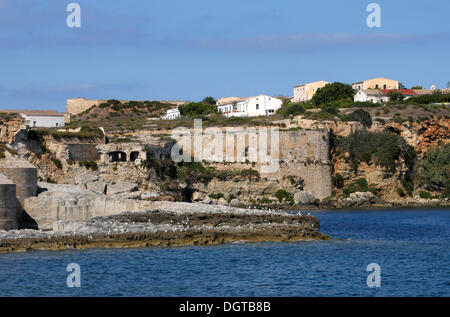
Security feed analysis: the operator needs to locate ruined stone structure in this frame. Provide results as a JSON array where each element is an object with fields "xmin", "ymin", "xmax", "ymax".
[{"xmin": 97, "ymin": 143, "xmax": 147, "ymax": 164}]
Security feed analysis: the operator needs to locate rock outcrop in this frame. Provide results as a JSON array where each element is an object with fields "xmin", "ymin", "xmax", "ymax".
[
  {"xmin": 0, "ymin": 202, "xmax": 330, "ymax": 253},
  {"xmin": 23, "ymin": 182, "xmax": 151, "ymax": 230}
]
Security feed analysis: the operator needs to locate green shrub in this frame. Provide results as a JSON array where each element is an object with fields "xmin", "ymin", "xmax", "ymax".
[
  {"xmin": 275, "ymin": 189, "xmax": 294, "ymax": 205},
  {"xmin": 276, "ymin": 101, "xmax": 305, "ymax": 117},
  {"xmin": 81, "ymin": 161, "xmax": 98, "ymax": 171},
  {"xmin": 52, "ymin": 158, "xmax": 62, "ymax": 169},
  {"xmin": 343, "ymin": 178, "xmax": 376, "ymax": 197},
  {"xmin": 415, "ymin": 144, "xmax": 450, "ymax": 193},
  {"xmin": 341, "ymin": 109, "xmax": 372, "ymax": 128},
  {"xmin": 311, "ymin": 82, "xmax": 355, "ymax": 106},
  {"xmin": 209, "ymin": 192, "xmax": 224, "ymax": 200},
  {"xmin": 419, "ymin": 191, "xmax": 433, "ymax": 200},
  {"xmin": 322, "ymin": 106, "xmax": 340, "ymax": 116},
  {"xmin": 258, "ymin": 197, "xmax": 275, "ymax": 205},
  {"xmin": 179, "ymin": 102, "xmax": 217, "ymax": 117},
  {"xmin": 332, "ymin": 174, "xmax": 344, "ymax": 189},
  {"xmin": 397, "ymin": 187, "xmax": 405, "ymax": 197}
]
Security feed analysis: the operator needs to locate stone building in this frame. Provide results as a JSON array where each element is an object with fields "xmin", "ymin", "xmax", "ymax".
[
  {"xmin": 352, "ymin": 77, "xmax": 399, "ymax": 91},
  {"xmin": 293, "ymin": 81, "xmax": 329, "ymax": 102}
]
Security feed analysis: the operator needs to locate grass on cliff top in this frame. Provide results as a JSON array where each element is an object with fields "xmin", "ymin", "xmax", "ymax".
[
  {"xmin": 29, "ymin": 126, "xmax": 104, "ymax": 141},
  {"xmin": 0, "ymin": 112, "xmax": 20, "ymax": 122}
]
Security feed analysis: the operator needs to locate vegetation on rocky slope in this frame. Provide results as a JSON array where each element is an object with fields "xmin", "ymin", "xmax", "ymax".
[
  {"xmin": 336, "ymin": 130, "xmax": 415, "ymax": 173},
  {"xmin": 29, "ymin": 126, "xmax": 104, "ymax": 141},
  {"xmin": 415, "ymin": 144, "xmax": 450, "ymax": 198}
]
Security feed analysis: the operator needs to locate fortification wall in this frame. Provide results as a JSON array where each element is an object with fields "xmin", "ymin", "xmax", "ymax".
[
  {"xmin": 0, "ymin": 174, "xmax": 18, "ymax": 230},
  {"xmin": 66, "ymin": 98, "xmax": 107, "ymax": 118},
  {"xmin": 173, "ymin": 128, "xmax": 332, "ymax": 199}
]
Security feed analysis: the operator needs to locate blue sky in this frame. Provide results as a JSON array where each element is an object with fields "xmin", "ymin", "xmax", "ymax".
[{"xmin": 0, "ymin": 0, "xmax": 449, "ymax": 111}]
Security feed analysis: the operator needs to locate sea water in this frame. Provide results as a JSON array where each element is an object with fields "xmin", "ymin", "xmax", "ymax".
[{"xmin": 0, "ymin": 208, "xmax": 448, "ymax": 297}]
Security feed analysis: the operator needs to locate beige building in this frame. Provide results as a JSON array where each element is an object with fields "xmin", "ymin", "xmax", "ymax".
[
  {"xmin": 293, "ymin": 81, "xmax": 329, "ymax": 102},
  {"xmin": 352, "ymin": 77, "xmax": 399, "ymax": 91}
]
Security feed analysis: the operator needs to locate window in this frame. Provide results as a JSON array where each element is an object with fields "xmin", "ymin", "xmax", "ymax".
[
  {"xmin": 256, "ymin": 104, "xmax": 259, "ymax": 110},
  {"xmin": 375, "ymin": 84, "xmax": 379, "ymax": 89},
  {"xmin": 383, "ymin": 85, "xmax": 387, "ymax": 89}
]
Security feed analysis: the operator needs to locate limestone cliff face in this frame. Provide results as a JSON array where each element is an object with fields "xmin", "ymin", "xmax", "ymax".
[
  {"xmin": 0, "ymin": 116, "xmax": 26, "ymax": 144},
  {"xmin": 384, "ymin": 119, "xmax": 450, "ymax": 156}
]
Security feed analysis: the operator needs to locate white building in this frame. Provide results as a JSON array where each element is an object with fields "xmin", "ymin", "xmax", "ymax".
[
  {"xmin": 0, "ymin": 110, "xmax": 65, "ymax": 128},
  {"xmin": 217, "ymin": 95, "xmax": 282, "ymax": 117},
  {"xmin": 354, "ymin": 90, "xmax": 387, "ymax": 103},
  {"xmin": 161, "ymin": 108, "xmax": 180, "ymax": 120},
  {"xmin": 354, "ymin": 89, "xmax": 418, "ymax": 103}
]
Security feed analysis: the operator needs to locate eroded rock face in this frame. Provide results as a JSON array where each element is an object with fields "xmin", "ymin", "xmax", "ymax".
[
  {"xmin": 323, "ymin": 191, "xmax": 390, "ymax": 209},
  {"xmin": 0, "ymin": 116, "xmax": 26, "ymax": 144},
  {"xmin": 294, "ymin": 191, "xmax": 315, "ymax": 205},
  {"xmin": 75, "ymin": 174, "xmax": 99, "ymax": 187}
]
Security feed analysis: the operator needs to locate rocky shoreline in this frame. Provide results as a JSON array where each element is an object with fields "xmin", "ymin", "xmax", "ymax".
[{"xmin": 0, "ymin": 202, "xmax": 330, "ymax": 253}]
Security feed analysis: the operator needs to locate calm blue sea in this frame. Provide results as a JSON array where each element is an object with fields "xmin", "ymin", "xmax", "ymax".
[{"xmin": 0, "ymin": 208, "xmax": 449, "ymax": 297}]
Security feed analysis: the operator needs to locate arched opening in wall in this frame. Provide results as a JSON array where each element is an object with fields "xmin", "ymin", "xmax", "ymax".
[
  {"xmin": 130, "ymin": 151, "xmax": 140, "ymax": 162},
  {"xmin": 109, "ymin": 151, "xmax": 127, "ymax": 162}
]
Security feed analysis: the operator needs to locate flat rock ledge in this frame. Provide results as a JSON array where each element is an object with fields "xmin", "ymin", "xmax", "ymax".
[{"xmin": 0, "ymin": 202, "xmax": 329, "ymax": 253}]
